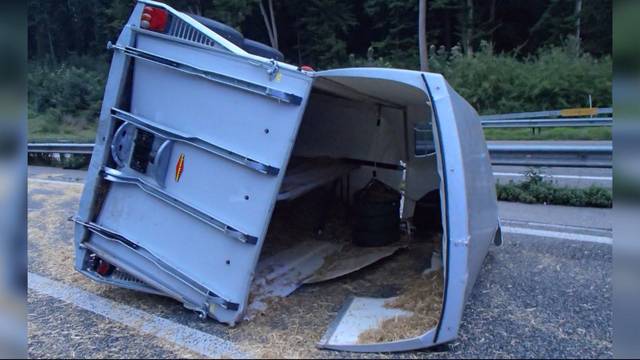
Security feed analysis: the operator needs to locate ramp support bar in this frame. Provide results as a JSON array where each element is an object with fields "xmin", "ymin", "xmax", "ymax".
[
  {"xmin": 108, "ymin": 42, "xmax": 303, "ymax": 106},
  {"xmin": 102, "ymin": 167, "xmax": 258, "ymax": 245},
  {"xmin": 111, "ymin": 108, "xmax": 280, "ymax": 176},
  {"xmin": 73, "ymin": 218, "xmax": 240, "ymax": 312}
]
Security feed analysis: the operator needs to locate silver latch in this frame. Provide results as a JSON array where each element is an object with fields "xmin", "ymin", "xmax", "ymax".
[{"xmin": 266, "ymin": 59, "xmax": 280, "ymax": 81}]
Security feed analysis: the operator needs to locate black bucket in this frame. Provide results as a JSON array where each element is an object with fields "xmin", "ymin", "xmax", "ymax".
[
  {"xmin": 352, "ymin": 179, "xmax": 401, "ymax": 247},
  {"xmin": 413, "ymin": 190, "xmax": 443, "ymax": 237}
]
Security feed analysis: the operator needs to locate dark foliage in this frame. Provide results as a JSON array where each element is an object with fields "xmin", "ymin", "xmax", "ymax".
[{"xmin": 27, "ymin": 0, "xmax": 611, "ymax": 139}]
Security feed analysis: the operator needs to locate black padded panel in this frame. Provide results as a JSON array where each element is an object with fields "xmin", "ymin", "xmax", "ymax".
[
  {"xmin": 187, "ymin": 13, "xmax": 285, "ymax": 61},
  {"xmin": 242, "ymin": 38, "xmax": 284, "ymax": 61},
  {"xmin": 187, "ymin": 13, "xmax": 244, "ymax": 47}
]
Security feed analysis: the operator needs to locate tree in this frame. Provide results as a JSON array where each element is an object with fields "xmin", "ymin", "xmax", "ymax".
[
  {"xmin": 573, "ymin": 0, "xmax": 582, "ymax": 53},
  {"xmin": 462, "ymin": 0, "xmax": 473, "ymax": 55},
  {"xmin": 419, "ymin": 0, "xmax": 428, "ymax": 71},
  {"xmin": 295, "ymin": 0, "xmax": 356, "ymax": 68},
  {"xmin": 365, "ymin": 0, "xmax": 420, "ymax": 68},
  {"xmin": 580, "ymin": 0, "xmax": 611, "ymax": 56},
  {"xmin": 258, "ymin": 0, "xmax": 279, "ymax": 49}
]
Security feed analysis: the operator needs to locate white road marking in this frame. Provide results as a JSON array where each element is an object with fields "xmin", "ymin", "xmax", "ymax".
[
  {"xmin": 28, "ymin": 272, "xmax": 248, "ymax": 358},
  {"xmin": 28, "ymin": 178, "xmax": 84, "ymax": 186},
  {"xmin": 493, "ymin": 172, "xmax": 612, "ymax": 181},
  {"xmin": 501, "ymin": 218, "xmax": 612, "ymax": 233},
  {"xmin": 502, "ymin": 226, "xmax": 612, "ymax": 245}
]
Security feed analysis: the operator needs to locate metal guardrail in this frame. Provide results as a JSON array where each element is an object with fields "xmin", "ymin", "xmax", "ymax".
[
  {"xmin": 28, "ymin": 142, "xmax": 613, "ymax": 168},
  {"xmin": 480, "ymin": 107, "xmax": 612, "ymax": 120},
  {"xmin": 28, "ymin": 143, "xmax": 94, "ymax": 154},
  {"xmin": 487, "ymin": 143, "xmax": 612, "ymax": 168},
  {"xmin": 480, "ymin": 107, "xmax": 613, "ymax": 128},
  {"xmin": 482, "ymin": 117, "xmax": 612, "ymax": 128}
]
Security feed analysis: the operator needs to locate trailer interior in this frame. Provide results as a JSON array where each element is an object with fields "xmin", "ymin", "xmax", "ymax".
[{"xmin": 248, "ymin": 74, "xmax": 447, "ymax": 348}]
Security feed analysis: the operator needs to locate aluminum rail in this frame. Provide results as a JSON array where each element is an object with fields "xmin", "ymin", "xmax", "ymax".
[{"xmin": 29, "ymin": 142, "xmax": 613, "ymax": 168}]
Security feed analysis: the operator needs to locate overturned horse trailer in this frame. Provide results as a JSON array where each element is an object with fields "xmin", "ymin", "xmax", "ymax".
[{"xmin": 73, "ymin": 0, "xmax": 501, "ymax": 353}]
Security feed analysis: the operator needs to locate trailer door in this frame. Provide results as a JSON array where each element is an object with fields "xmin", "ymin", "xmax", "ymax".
[
  {"xmin": 74, "ymin": 2, "xmax": 313, "ymax": 325},
  {"xmin": 422, "ymin": 73, "xmax": 500, "ymax": 345}
]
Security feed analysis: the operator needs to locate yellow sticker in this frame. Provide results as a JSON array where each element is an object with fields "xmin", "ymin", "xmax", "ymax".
[
  {"xmin": 275, "ymin": 72, "xmax": 282, "ymax": 82},
  {"xmin": 559, "ymin": 107, "xmax": 598, "ymax": 117},
  {"xmin": 175, "ymin": 153, "xmax": 185, "ymax": 182}
]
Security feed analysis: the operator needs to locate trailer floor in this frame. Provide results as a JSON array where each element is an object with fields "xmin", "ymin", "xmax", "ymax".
[{"xmin": 27, "ymin": 172, "xmax": 612, "ymax": 358}]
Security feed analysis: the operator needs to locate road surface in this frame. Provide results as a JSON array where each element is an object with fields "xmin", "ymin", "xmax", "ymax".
[{"xmin": 27, "ymin": 167, "xmax": 612, "ymax": 358}]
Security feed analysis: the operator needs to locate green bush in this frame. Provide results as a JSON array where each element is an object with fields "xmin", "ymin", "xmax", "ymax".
[
  {"xmin": 347, "ymin": 42, "xmax": 611, "ymax": 114},
  {"xmin": 428, "ymin": 42, "xmax": 612, "ymax": 114},
  {"xmin": 496, "ymin": 169, "xmax": 612, "ymax": 208},
  {"xmin": 28, "ymin": 56, "xmax": 107, "ymax": 140},
  {"xmin": 29, "ymin": 43, "xmax": 611, "ymax": 142}
]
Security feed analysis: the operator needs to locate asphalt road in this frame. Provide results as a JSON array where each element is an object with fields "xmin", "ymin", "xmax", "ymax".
[{"xmin": 27, "ymin": 167, "xmax": 612, "ymax": 358}]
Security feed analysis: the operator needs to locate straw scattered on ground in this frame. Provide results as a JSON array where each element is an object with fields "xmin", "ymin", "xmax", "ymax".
[
  {"xmin": 29, "ymin": 179, "xmax": 445, "ymax": 358},
  {"xmin": 230, "ymin": 190, "xmax": 444, "ymax": 358},
  {"xmin": 357, "ymin": 270, "xmax": 444, "ymax": 344}
]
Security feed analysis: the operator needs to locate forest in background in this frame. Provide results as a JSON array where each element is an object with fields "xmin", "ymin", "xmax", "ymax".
[{"xmin": 27, "ymin": 0, "xmax": 612, "ymax": 142}]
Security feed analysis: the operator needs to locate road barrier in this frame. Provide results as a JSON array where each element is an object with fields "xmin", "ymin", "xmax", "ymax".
[
  {"xmin": 28, "ymin": 142, "xmax": 613, "ymax": 169},
  {"xmin": 487, "ymin": 143, "xmax": 612, "ymax": 168},
  {"xmin": 28, "ymin": 143, "xmax": 94, "ymax": 154},
  {"xmin": 480, "ymin": 107, "xmax": 613, "ymax": 128}
]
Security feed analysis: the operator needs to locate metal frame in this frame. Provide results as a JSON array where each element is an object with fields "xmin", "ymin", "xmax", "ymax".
[
  {"xmin": 108, "ymin": 43, "xmax": 303, "ymax": 106},
  {"xmin": 74, "ymin": 218, "xmax": 240, "ymax": 313},
  {"xmin": 102, "ymin": 167, "xmax": 259, "ymax": 244},
  {"xmin": 138, "ymin": 0, "xmax": 300, "ymax": 71},
  {"xmin": 111, "ymin": 108, "xmax": 280, "ymax": 176}
]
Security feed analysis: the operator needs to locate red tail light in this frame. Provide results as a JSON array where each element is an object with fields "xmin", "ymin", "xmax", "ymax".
[
  {"xmin": 300, "ymin": 65, "xmax": 315, "ymax": 72},
  {"xmin": 95, "ymin": 259, "xmax": 114, "ymax": 276},
  {"xmin": 140, "ymin": 6, "xmax": 169, "ymax": 32}
]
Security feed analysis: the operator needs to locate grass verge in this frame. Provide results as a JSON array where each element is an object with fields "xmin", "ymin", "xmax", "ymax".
[
  {"xmin": 29, "ymin": 112, "xmax": 98, "ymax": 143},
  {"xmin": 496, "ymin": 169, "xmax": 612, "ymax": 208},
  {"xmin": 484, "ymin": 126, "xmax": 611, "ymax": 141}
]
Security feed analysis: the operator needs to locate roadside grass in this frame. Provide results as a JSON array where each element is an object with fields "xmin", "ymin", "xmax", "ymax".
[
  {"xmin": 29, "ymin": 112, "xmax": 98, "ymax": 143},
  {"xmin": 484, "ymin": 126, "xmax": 611, "ymax": 141},
  {"xmin": 496, "ymin": 168, "xmax": 612, "ymax": 208}
]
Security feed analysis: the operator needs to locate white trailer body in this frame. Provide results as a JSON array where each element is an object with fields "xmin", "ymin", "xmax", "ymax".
[{"xmin": 73, "ymin": 0, "xmax": 501, "ymax": 352}]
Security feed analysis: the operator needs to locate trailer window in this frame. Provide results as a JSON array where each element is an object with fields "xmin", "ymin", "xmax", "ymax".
[{"xmin": 414, "ymin": 121, "xmax": 435, "ymax": 157}]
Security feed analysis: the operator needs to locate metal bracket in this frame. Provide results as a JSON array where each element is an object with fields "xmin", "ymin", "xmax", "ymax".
[
  {"xmin": 73, "ymin": 217, "xmax": 240, "ymax": 311},
  {"xmin": 110, "ymin": 122, "xmax": 175, "ymax": 187},
  {"xmin": 266, "ymin": 59, "xmax": 280, "ymax": 81},
  {"xmin": 111, "ymin": 108, "xmax": 280, "ymax": 176},
  {"xmin": 108, "ymin": 43, "xmax": 302, "ymax": 105},
  {"xmin": 102, "ymin": 167, "xmax": 259, "ymax": 245}
]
